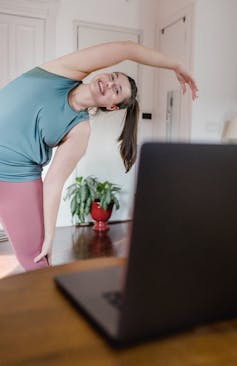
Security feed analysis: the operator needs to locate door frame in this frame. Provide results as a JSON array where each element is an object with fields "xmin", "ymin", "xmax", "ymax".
[
  {"xmin": 0, "ymin": 0, "xmax": 60, "ymax": 61},
  {"xmin": 154, "ymin": 3, "xmax": 195, "ymax": 141},
  {"xmin": 73, "ymin": 20, "xmax": 143, "ymax": 90}
]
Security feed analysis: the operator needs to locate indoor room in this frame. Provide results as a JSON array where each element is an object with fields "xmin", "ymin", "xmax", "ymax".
[{"xmin": 1, "ymin": 0, "xmax": 237, "ymax": 364}]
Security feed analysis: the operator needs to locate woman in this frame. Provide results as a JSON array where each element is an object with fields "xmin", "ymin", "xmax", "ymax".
[{"xmin": 0, "ymin": 41, "xmax": 198, "ymax": 271}]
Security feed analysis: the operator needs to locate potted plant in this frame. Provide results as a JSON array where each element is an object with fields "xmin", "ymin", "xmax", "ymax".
[{"xmin": 64, "ymin": 176, "xmax": 121, "ymax": 231}]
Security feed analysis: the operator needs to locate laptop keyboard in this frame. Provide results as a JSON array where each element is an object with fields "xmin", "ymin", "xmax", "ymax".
[{"xmin": 102, "ymin": 291, "xmax": 122, "ymax": 310}]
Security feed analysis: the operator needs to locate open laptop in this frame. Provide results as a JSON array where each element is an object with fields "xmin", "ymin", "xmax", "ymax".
[{"xmin": 55, "ymin": 142, "xmax": 237, "ymax": 347}]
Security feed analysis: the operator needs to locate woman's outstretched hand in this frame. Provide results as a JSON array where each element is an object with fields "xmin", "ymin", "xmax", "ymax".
[
  {"xmin": 34, "ymin": 239, "xmax": 52, "ymax": 264},
  {"xmin": 174, "ymin": 64, "xmax": 198, "ymax": 100}
]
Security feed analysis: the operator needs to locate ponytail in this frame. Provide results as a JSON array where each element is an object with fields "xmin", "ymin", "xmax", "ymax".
[{"xmin": 118, "ymin": 100, "xmax": 139, "ymax": 173}]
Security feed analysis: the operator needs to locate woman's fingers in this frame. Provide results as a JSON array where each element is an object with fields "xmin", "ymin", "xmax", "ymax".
[
  {"xmin": 34, "ymin": 240, "xmax": 52, "ymax": 263},
  {"xmin": 176, "ymin": 70, "xmax": 198, "ymax": 100},
  {"xmin": 34, "ymin": 251, "xmax": 47, "ymax": 263},
  {"xmin": 189, "ymin": 80, "xmax": 198, "ymax": 100}
]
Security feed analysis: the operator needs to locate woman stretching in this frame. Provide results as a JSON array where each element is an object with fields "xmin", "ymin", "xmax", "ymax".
[{"xmin": 0, "ymin": 41, "xmax": 198, "ymax": 271}]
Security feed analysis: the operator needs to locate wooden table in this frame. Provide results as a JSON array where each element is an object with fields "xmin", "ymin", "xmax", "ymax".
[{"xmin": 1, "ymin": 239, "xmax": 237, "ymax": 365}]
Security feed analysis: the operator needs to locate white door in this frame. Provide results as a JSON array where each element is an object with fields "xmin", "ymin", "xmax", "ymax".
[
  {"xmin": 154, "ymin": 12, "xmax": 193, "ymax": 141},
  {"xmin": 0, "ymin": 13, "xmax": 44, "ymax": 87},
  {"xmin": 72, "ymin": 22, "xmax": 142, "ymax": 222}
]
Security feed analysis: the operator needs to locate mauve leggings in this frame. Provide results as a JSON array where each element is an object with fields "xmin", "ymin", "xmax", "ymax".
[{"xmin": 0, "ymin": 178, "xmax": 49, "ymax": 270}]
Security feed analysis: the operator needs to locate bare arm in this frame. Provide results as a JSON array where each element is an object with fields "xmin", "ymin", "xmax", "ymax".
[
  {"xmin": 34, "ymin": 121, "xmax": 90, "ymax": 263},
  {"xmin": 42, "ymin": 41, "xmax": 179, "ymax": 77},
  {"xmin": 41, "ymin": 41, "xmax": 198, "ymax": 99}
]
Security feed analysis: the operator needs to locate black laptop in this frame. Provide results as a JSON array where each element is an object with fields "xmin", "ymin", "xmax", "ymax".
[{"xmin": 55, "ymin": 142, "xmax": 237, "ymax": 347}]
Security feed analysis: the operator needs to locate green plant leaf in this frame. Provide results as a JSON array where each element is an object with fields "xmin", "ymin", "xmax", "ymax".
[
  {"xmin": 85, "ymin": 197, "xmax": 92, "ymax": 215},
  {"xmin": 87, "ymin": 177, "xmax": 98, "ymax": 201},
  {"xmin": 112, "ymin": 186, "xmax": 121, "ymax": 192},
  {"xmin": 75, "ymin": 176, "xmax": 83, "ymax": 183},
  {"xmin": 76, "ymin": 191, "xmax": 81, "ymax": 205},
  {"xmin": 112, "ymin": 195, "xmax": 120, "ymax": 210},
  {"xmin": 80, "ymin": 183, "xmax": 89, "ymax": 203},
  {"xmin": 79, "ymin": 212, "xmax": 85, "ymax": 223},
  {"xmin": 77, "ymin": 205, "xmax": 85, "ymax": 223},
  {"xmin": 105, "ymin": 189, "xmax": 111, "ymax": 205},
  {"xmin": 70, "ymin": 197, "xmax": 77, "ymax": 216},
  {"xmin": 100, "ymin": 196, "xmax": 107, "ymax": 211},
  {"xmin": 63, "ymin": 183, "xmax": 77, "ymax": 200}
]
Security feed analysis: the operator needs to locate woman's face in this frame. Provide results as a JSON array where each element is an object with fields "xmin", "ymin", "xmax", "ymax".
[{"xmin": 89, "ymin": 72, "xmax": 131, "ymax": 110}]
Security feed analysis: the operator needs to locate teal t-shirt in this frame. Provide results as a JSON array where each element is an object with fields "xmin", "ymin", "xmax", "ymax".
[{"xmin": 0, "ymin": 67, "xmax": 89, "ymax": 182}]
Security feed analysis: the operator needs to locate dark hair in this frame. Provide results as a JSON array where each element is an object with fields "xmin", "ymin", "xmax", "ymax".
[{"xmin": 99, "ymin": 73, "xmax": 139, "ymax": 173}]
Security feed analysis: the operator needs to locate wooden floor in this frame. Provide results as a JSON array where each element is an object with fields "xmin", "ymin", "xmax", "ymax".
[{"xmin": 0, "ymin": 222, "xmax": 130, "ymax": 278}]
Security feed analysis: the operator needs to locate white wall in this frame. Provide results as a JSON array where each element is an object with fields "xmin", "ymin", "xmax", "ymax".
[
  {"xmin": 53, "ymin": 0, "xmax": 159, "ymax": 226},
  {"xmin": 192, "ymin": 0, "xmax": 237, "ymax": 141},
  {"xmin": 156, "ymin": 0, "xmax": 237, "ymax": 142},
  {"xmin": 157, "ymin": 0, "xmax": 193, "ymax": 22}
]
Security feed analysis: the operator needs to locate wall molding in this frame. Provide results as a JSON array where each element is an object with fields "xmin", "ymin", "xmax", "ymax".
[
  {"xmin": 0, "ymin": 0, "xmax": 59, "ymax": 18},
  {"xmin": 73, "ymin": 20, "xmax": 143, "ymax": 49},
  {"xmin": 73, "ymin": 20, "xmax": 143, "ymax": 98},
  {"xmin": 0, "ymin": 0, "xmax": 60, "ymax": 61}
]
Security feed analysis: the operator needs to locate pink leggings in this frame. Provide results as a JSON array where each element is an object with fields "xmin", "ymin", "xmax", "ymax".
[{"xmin": 0, "ymin": 178, "xmax": 49, "ymax": 271}]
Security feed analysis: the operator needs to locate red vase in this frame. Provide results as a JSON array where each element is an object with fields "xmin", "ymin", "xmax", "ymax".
[{"xmin": 90, "ymin": 201, "xmax": 113, "ymax": 231}]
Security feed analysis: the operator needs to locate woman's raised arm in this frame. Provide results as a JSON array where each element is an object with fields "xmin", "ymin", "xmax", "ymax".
[{"xmin": 41, "ymin": 41, "xmax": 198, "ymax": 99}]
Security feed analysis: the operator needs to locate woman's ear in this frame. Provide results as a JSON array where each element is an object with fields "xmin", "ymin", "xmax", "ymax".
[{"xmin": 106, "ymin": 105, "xmax": 120, "ymax": 111}]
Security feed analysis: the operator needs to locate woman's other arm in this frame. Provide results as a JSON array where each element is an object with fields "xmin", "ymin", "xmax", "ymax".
[{"xmin": 34, "ymin": 121, "xmax": 90, "ymax": 263}]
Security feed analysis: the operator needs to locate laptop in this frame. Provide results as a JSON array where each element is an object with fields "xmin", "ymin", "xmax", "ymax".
[{"xmin": 55, "ymin": 142, "xmax": 237, "ymax": 347}]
